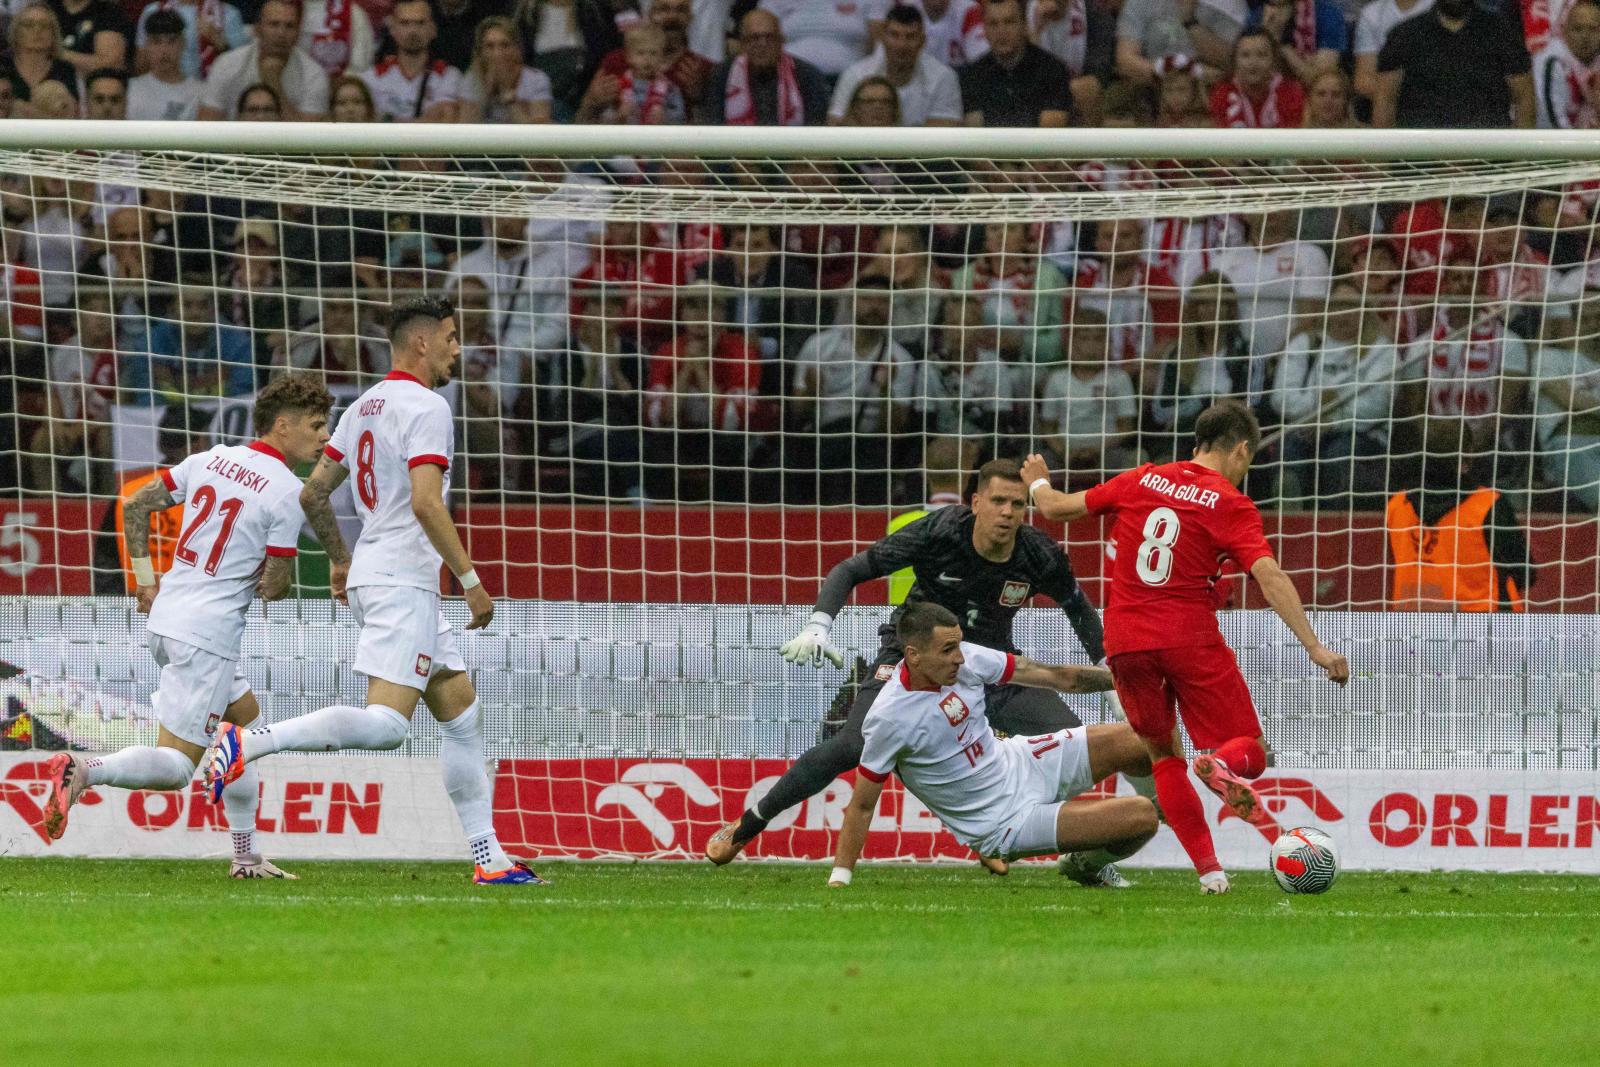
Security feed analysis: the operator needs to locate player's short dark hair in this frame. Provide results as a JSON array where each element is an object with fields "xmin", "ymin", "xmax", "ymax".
[
  {"xmin": 885, "ymin": 4, "xmax": 924, "ymax": 28},
  {"xmin": 254, "ymin": 371, "xmax": 334, "ymax": 436},
  {"xmin": 388, "ymin": 295, "xmax": 456, "ymax": 348},
  {"xmin": 1193, "ymin": 401, "xmax": 1261, "ymax": 455},
  {"xmin": 897, "ymin": 601, "xmax": 960, "ymax": 648},
  {"xmin": 973, "ymin": 458, "xmax": 1024, "ymax": 494}
]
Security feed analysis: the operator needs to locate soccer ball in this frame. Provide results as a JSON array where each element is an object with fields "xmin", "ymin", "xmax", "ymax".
[{"xmin": 1269, "ymin": 826, "xmax": 1340, "ymax": 894}]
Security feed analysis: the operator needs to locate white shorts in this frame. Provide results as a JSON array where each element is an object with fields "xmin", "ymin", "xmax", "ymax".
[
  {"xmin": 973, "ymin": 727, "xmax": 1095, "ymax": 860},
  {"xmin": 148, "ymin": 633, "xmax": 250, "ymax": 747},
  {"xmin": 348, "ymin": 585, "xmax": 465, "ymax": 690}
]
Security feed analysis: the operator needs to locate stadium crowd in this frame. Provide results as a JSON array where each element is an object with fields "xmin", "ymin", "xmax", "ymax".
[{"xmin": 1, "ymin": 0, "xmax": 1599, "ymax": 512}]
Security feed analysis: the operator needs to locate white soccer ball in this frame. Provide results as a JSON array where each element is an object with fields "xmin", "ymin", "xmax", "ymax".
[{"xmin": 1269, "ymin": 826, "xmax": 1340, "ymax": 894}]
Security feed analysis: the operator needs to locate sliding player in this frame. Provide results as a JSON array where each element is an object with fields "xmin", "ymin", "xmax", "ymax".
[
  {"xmin": 203, "ymin": 297, "xmax": 542, "ymax": 886},
  {"xmin": 1022, "ymin": 402, "xmax": 1350, "ymax": 894},
  {"xmin": 42, "ymin": 372, "xmax": 335, "ymax": 879},
  {"xmin": 708, "ymin": 459, "xmax": 1146, "ymax": 887},
  {"xmin": 827, "ymin": 602, "xmax": 1158, "ymax": 887}
]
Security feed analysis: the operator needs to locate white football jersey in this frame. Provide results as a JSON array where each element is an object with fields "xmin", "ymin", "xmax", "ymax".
[
  {"xmin": 858, "ymin": 642, "xmax": 1018, "ymax": 846},
  {"xmin": 147, "ymin": 441, "xmax": 306, "ymax": 660},
  {"xmin": 326, "ymin": 370, "xmax": 452, "ymax": 592},
  {"xmin": 359, "ymin": 56, "xmax": 462, "ymax": 122}
]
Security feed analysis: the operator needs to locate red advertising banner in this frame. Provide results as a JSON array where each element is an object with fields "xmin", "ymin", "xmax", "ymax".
[{"xmin": 0, "ymin": 497, "xmax": 107, "ymax": 596}]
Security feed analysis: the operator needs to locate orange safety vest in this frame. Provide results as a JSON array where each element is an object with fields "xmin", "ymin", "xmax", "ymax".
[
  {"xmin": 1386, "ymin": 488, "xmax": 1525, "ymax": 613},
  {"xmin": 115, "ymin": 469, "xmax": 184, "ymax": 592}
]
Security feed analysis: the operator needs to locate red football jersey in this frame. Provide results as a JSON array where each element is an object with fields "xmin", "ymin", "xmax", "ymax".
[{"xmin": 1084, "ymin": 460, "xmax": 1275, "ymax": 656}]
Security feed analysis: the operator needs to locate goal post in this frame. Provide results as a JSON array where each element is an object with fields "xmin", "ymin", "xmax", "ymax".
[{"xmin": 0, "ymin": 122, "xmax": 1596, "ymax": 870}]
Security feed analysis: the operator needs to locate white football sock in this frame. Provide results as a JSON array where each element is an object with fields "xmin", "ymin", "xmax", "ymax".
[
  {"xmin": 222, "ymin": 760, "xmax": 260, "ymax": 860},
  {"xmin": 437, "ymin": 701, "xmax": 510, "ymax": 870},
  {"xmin": 84, "ymin": 746, "xmax": 195, "ymax": 791},
  {"xmin": 245, "ymin": 704, "xmax": 409, "ymax": 762}
]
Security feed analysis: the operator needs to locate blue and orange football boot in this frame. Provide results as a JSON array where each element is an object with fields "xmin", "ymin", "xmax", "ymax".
[
  {"xmin": 473, "ymin": 861, "xmax": 549, "ymax": 886},
  {"xmin": 203, "ymin": 721, "xmax": 246, "ymax": 804}
]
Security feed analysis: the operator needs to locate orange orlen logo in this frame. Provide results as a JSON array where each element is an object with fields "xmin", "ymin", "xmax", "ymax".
[
  {"xmin": 999, "ymin": 580, "xmax": 1029, "ymax": 607},
  {"xmin": 939, "ymin": 692, "xmax": 969, "ymax": 726}
]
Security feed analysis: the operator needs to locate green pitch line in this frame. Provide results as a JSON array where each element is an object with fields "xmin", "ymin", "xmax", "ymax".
[{"xmin": 3, "ymin": 860, "xmax": 1594, "ymax": 1066}]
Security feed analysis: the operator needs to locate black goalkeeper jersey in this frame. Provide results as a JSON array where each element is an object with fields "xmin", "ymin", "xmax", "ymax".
[{"xmin": 814, "ymin": 505, "xmax": 1104, "ymax": 661}]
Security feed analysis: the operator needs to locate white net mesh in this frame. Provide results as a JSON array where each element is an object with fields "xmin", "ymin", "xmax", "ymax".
[{"xmin": 2, "ymin": 134, "xmax": 1598, "ymax": 860}]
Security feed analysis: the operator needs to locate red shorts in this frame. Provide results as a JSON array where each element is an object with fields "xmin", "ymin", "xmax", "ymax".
[{"xmin": 1108, "ymin": 643, "xmax": 1261, "ymax": 751}]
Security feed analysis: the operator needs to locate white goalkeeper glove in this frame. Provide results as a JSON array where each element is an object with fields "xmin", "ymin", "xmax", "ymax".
[{"xmin": 780, "ymin": 611, "xmax": 845, "ymax": 669}]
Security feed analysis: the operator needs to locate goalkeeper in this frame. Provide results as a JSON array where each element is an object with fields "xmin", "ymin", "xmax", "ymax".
[{"xmin": 707, "ymin": 459, "xmax": 1152, "ymax": 885}]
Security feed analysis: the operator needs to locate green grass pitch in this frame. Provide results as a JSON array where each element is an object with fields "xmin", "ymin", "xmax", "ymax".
[{"xmin": 5, "ymin": 859, "xmax": 1594, "ymax": 1066}]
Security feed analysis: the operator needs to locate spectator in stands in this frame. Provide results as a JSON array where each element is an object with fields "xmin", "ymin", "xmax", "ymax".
[
  {"xmin": 552, "ymin": 285, "xmax": 643, "ymax": 500},
  {"xmin": 217, "ymin": 217, "xmax": 288, "ymax": 371},
  {"xmin": 1208, "ymin": 28, "xmax": 1304, "ymax": 128},
  {"xmin": 960, "ymin": 0, "xmax": 1072, "ymax": 126},
  {"xmin": 1041, "ymin": 303, "xmax": 1139, "ymax": 484},
  {"xmin": 28, "ymin": 77, "xmax": 76, "ymax": 116},
  {"xmin": 921, "ymin": 291, "xmax": 1028, "ymax": 441},
  {"xmin": 233, "ymin": 81, "xmax": 285, "ymax": 118},
  {"xmin": 704, "ymin": 8, "xmax": 828, "ymax": 126},
  {"xmin": 830, "ymin": 5, "xmax": 961, "ymax": 127},
  {"xmin": 300, "ymin": 0, "xmax": 378, "ymax": 78},
  {"xmin": 4, "ymin": 5, "xmax": 79, "ymax": 110},
  {"xmin": 199, "ymin": 0, "xmax": 331, "ymax": 120},
  {"xmin": 134, "ymin": 0, "xmax": 250, "ymax": 81},
  {"xmin": 128, "ymin": 10, "xmax": 203, "ymax": 121},
  {"xmin": 457, "ymin": 16, "xmax": 554, "ymax": 122},
  {"xmin": 578, "ymin": 20, "xmax": 685, "ymax": 122},
  {"xmin": 145, "ymin": 282, "xmax": 255, "ymax": 408},
  {"xmin": 1215, "ymin": 209, "xmax": 1332, "ymax": 400},
  {"xmin": 1534, "ymin": 0, "xmax": 1600, "ymax": 129},
  {"xmin": 511, "ymin": 0, "xmax": 627, "ymax": 123},
  {"xmin": 431, "ymin": 0, "xmax": 512, "ymax": 72},
  {"xmin": 48, "ymin": 0, "xmax": 130, "ymax": 82},
  {"xmin": 451, "ymin": 274, "xmax": 525, "ymax": 492},
  {"xmin": 757, "ymin": 0, "xmax": 888, "ymax": 80},
  {"xmin": 1145, "ymin": 270, "xmax": 1244, "ymax": 460},
  {"xmin": 839, "ymin": 74, "xmax": 902, "ymax": 128},
  {"xmin": 83, "ymin": 67, "xmax": 125, "ymax": 125},
  {"xmin": 860, "ymin": 224, "xmax": 948, "ymax": 358},
  {"xmin": 384, "ymin": 227, "xmax": 448, "ymax": 299},
  {"xmin": 450, "ymin": 213, "xmax": 535, "ymax": 358},
  {"xmin": 791, "ymin": 275, "xmax": 920, "ymax": 505},
  {"xmin": 1386, "ymin": 417, "xmax": 1536, "ymax": 612},
  {"xmin": 1271, "ymin": 278, "xmax": 1404, "ymax": 503},
  {"xmin": 1247, "ymin": 0, "xmax": 1345, "ymax": 87},
  {"xmin": 1374, "ymin": 0, "xmax": 1534, "ymax": 128},
  {"xmin": 33, "ymin": 294, "xmax": 119, "ymax": 492},
  {"xmin": 1352, "ymin": 0, "xmax": 1431, "ymax": 107},
  {"xmin": 709, "ymin": 222, "xmax": 819, "ymax": 383},
  {"xmin": 79, "ymin": 204, "xmax": 174, "ymax": 346},
  {"xmin": 1398, "ymin": 256, "xmax": 1531, "ymax": 440},
  {"xmin": 1153, "ymin": 51, "xmax": 1203, "ymax": 125},
  {"xmin": 278, "ymin": 292, "xmax": 387, "ymax": 384},
  {"xmin": 1303, "ymin": 65, "xmax": 1359, "ymax": 128},
  {"xmin": 952, "ymin": 219, "xmax": 1068, "ymax": 363},
  {"xmin": 585, "ymin": 0, "xmax": 710, "ymax": 116},
  {"xmin": 0, "ymin": 78, "xmax": 14, "ymax": 118},
  {"xmin": 1071, "ymin": 217, "xmax": 1156, "ymax": 374},
  {"xmin": 1530, "ymin": 293, "xmax": 1600, "ymax": 513},
  {"xmin": 912, "ymin": 0, "xmax": 986, "ymax": 67},
  {"xmin": 328, "ymin": 70, "xmax": 377, "ymax": 120},
  {"xmin": 13, "ymin": 174, "xmax": 87, "ymax": 307},
  {"xmin": 1116, "ymin": 0, "xmax": 1242, "ymax": 84},
  {"xmin": 1027, "ymin": 0, "xmax": 1117, "ymax": 124},
  {"xmin": 644, "ymin": 280, "xmax": 764, "ymax": 501},
  {"xmin": 361, "ymin": 0, "xmax": 462, "ymax": 121}
]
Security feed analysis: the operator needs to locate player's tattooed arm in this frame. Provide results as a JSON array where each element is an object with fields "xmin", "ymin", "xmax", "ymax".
[
  {"xmin": 258, "ymin": 555, "xmax": 295, "ymax": 602},
  {"xmin": 299, "ymin": 454, "xmax": 351, "ymax": 565},
  {"xmin": 1009, "ymin": 657, "xmax": 1115, "ymax": 694},
  {"xmin": 124, "ymin": 479, "xmax": 176, "ymax": 613},
  {"xmin": 829, "ymin": 774, "xmax": 885, "ymax": 887}
]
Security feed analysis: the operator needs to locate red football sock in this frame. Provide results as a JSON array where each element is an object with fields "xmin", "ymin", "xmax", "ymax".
[
  {"xmin": 1214, "ymin": 736, "xmax": 1267, "ymax": 779},
  {"xmin": 1153, "ymin": 756, "xmax": 1220, "ymax": 875}
]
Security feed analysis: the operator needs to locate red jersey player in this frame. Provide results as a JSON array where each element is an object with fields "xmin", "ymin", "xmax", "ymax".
[{"xmin": 1022, "ymin": 402, "xmax": 1349, "ymax": 894}]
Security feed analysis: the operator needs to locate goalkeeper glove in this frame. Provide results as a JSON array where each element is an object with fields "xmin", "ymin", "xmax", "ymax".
[{"xmin": 780, "ymin": 611, "xmax": 845, "ymax": 668}]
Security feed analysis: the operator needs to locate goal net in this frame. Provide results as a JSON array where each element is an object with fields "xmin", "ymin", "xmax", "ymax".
[{"xmin": 1, "ymin": 124, "xmax": 1597, "ymax": 868}]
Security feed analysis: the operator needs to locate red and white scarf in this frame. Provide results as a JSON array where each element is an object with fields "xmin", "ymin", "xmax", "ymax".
[
  {"xmin": 618, "ymin": 69, "xmax": 674, "ymax": 124},
  {"xmin": 1293, "ymin": 0, "xmax": 1317, "ymax": 57},
  {"xmin": 306, "ymin": 0, "xmax": 354, "ymax": 77},
  {"xmin": 1220, "ymin": 74, "xmax": 1287, "ymax": 128},
  {"xmin": 165, "ymin": 0, "xmax": 225, "ymax": 76},
  {"xmin": 723, "ymin": 53, "xmax": 804, "ymax": 126}
]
